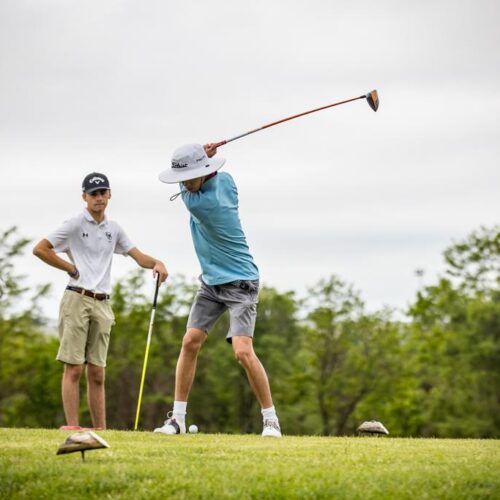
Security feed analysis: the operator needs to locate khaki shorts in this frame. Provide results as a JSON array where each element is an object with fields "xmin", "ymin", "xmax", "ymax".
[{"xmin": 57, "ymin": 290, "xmax": 115, "ymax": 367}]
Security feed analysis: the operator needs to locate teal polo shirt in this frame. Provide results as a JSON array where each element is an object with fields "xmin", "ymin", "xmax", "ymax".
[{"xmin": 181, "ymin": 172, "xmax": 259, "ymax": 285}]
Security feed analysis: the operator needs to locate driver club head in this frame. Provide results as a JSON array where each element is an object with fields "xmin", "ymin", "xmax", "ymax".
[{"xmin": 365, "ymin": 90, "xmax": 379, "ymax": 112}]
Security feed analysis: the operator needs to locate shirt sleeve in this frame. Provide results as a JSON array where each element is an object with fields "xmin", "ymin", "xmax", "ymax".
[
  {"xmin": 46, "ymin": 219, "xmax": 75, "ymax": 253},
  {"xmin": 223, "ymin": 173, "xmax": 238, "ymax": 200},
  {"xmin": 114, "ymin": 224, "xmax": 135, "ymax": 256},
  {"xmin": 181, "ymin": 175, "xmax": 220, "ymax": 216}
]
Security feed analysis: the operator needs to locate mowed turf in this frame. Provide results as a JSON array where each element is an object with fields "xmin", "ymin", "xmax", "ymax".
[{"xmin": 1, "ymin": 429, "xmax": 499, "ymax": 499}]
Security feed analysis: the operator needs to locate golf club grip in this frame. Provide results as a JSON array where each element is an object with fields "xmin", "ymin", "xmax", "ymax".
[
  {"xmin": 152, "ymin": 273, "xmax": 160, "ymax": 309},
  {"xmin": 214, "ymin": 126, "xmax": 262, "ymax": 147}
]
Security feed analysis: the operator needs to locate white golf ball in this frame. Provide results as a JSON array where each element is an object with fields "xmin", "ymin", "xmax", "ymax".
[{"xmin": 189, "ymin": 424, "xmax": 198, "ymax": 434}]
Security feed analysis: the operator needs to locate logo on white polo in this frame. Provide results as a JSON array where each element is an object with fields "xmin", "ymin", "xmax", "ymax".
[{"xmin": 89, "ymin": 176, "xmax": 105, "ymax": 184}]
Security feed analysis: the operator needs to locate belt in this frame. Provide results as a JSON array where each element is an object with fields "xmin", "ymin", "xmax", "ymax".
[
  {"xmin": 66, "ymin": 286, "xmax": 110, "ymax": 301},
  {"xmin": 219, "ymin": 280, "xmax": 258, "ymax": 292},
  {"xmin": 231, "ymin": 280, "xmax": 253, "ymax": 291}
]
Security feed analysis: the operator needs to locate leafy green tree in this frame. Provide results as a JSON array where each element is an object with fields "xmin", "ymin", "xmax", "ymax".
[
  {"xmin": 407, "ymin": 225, "xmax": 500, "ymax": 437},
  {"xmin": 303, "ymin": 276, "xmax": 404, "ymax": 435},
  {"xmin": 1, "ymin": 224, "xmax": 498, "ymax": 439},
  {"xmin": 444, "ymin": 225, "xmax": 500, "ymax": 293},
  {"xmin": 0, "ymin": 227, "xmax": 61, "ymax": 427}
]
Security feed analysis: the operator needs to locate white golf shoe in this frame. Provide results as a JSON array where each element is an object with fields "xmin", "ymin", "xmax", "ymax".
[
  {"xmin": 154, "ymin": 412, "xmax": 186, "ymax": 435},
  {"xmin": 262, "ymin": 419, "xmax": 282, "ymax": 438}
]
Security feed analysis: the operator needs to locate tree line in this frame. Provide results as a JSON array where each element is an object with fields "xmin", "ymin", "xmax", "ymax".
[{"xmin": 0, "ymin": 225, "xmax": 498, "ymax": 437}]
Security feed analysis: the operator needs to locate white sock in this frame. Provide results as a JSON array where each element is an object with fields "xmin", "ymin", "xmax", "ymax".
[
  {"xmin": 173, "ymin": 400, "xmax": 187, "ymax": 423},
  {"xmin": 261, "ymin": 405, "xmax": 278, "ymax": 422}
]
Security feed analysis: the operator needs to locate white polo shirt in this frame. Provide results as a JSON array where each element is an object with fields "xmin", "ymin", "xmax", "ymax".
[{"xmin": 47, "ymin": 209, "xmax": 135, "ymax": 294}]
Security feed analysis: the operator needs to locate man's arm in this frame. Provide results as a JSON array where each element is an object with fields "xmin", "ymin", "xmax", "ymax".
[
  {"xmin": 33, "ymin": 239, "xmax": 79, "ymax": 278},
  {"xmin": 128, "ymin": 247, "xmax": 168, "ymax": 283}
]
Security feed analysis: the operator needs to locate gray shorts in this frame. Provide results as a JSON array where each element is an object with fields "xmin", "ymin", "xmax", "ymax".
[{"xmin": 187, "ymin": 278, "xmax": 259, "ymax": 343}]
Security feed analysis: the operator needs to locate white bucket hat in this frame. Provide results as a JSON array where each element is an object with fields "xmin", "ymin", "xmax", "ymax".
[{"xmin": 159, "ymin": 144, "xmax": 226, "ymax": 184}]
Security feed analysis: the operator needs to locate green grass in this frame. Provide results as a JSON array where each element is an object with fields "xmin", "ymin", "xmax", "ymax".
[{"xmin": 1, "ymin": 429, "xmax": 499, "ymax": 499}]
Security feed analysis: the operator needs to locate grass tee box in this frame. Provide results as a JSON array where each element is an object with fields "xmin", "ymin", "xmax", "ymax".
[{"xmin": 1, "ymin": 429, "xmax": 499, "ymax": 499}]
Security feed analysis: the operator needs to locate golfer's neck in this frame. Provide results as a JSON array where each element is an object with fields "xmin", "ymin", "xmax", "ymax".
[{"xmin": 87, "ymin": 207, "xmax": 106, "ymax": 224}]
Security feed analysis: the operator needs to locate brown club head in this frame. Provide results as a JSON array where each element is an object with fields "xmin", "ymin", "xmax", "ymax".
[{"xmin": 365, "ymin": 90, "xmax": 379, "ymax": 112}]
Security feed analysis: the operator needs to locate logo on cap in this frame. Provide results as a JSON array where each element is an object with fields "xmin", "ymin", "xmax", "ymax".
[
  {"xmin": 172, "ymin": 162, "xmax": 188, "ymax": 169},
  {"xmin": 82, "ymin": 172, "xmax": 110, "ymax": 192}
]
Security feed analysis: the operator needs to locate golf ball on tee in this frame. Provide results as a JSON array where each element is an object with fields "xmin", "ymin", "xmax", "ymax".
[{"xmin": 189, "ymin": 424, "xmax": 198, "ymax": 434}]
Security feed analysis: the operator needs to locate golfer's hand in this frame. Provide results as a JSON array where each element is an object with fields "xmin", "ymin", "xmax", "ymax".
[
  {"xmin": 204, "ymin": 143, "xmax": 218, "ymax": 158},
  {"xmin": 153, "ymin": 262, "xmax": 168, "ymax": 283},
  {"xmin": 68, "ymin": 266, "xmax": 80, "ymax": 280}
]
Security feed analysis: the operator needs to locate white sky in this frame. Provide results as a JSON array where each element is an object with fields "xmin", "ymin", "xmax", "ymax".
[{"xmin": 1, "ymin": 0, "xmax": 499, "ymax": 318}]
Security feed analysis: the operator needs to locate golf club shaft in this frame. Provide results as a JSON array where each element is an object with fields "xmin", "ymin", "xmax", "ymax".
[
  {"xmin": 214, "ymin": 94, "xmax": 366, "ymax": 148},
  {"xmin": 134, "ymin": 274, "xmax": 160, "ymax": 431}
]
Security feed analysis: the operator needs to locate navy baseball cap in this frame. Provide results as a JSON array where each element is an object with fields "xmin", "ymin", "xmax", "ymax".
[{"xmin": 82, "ymin": 173, "xmax": 110, "ymax": 193}]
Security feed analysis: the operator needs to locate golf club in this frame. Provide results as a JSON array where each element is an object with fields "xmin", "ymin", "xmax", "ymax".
[
  {"xmin": 213, "ymin": 90, "xmax": 379, "ymax": 148},
  {"xmin": 134, "ymin": 273, "xmax": 161, "ymax": 431}
]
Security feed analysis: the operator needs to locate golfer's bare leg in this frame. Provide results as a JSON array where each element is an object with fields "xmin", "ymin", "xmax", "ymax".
[
  {"xmin": 87, "ymin": 364, "xmax": 106, "ymax": 429},
  {"xmin": 62, "ymin": 363, "xmax": 83, "ymax": 426},
  {"xmin": 232, "ymin": 336, "xmax": 273, "ymax": 408},
  {"xmin": 174, "ymin": 328, "xmax": 206, "ymax": 401}
]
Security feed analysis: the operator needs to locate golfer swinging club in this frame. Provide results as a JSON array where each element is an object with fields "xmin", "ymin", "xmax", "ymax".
[
  {"xmin": 155, "ymin": 143, "xmax": 281, "ymax": 437},
  {"xmin": 33, "ymin": 173, "xmax": 168, "ymax": 430}
]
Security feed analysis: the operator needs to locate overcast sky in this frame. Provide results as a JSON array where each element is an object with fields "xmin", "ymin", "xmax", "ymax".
[{"xmin": 1, "ymin": 0, "xmax": 499, "ymax": 318}]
